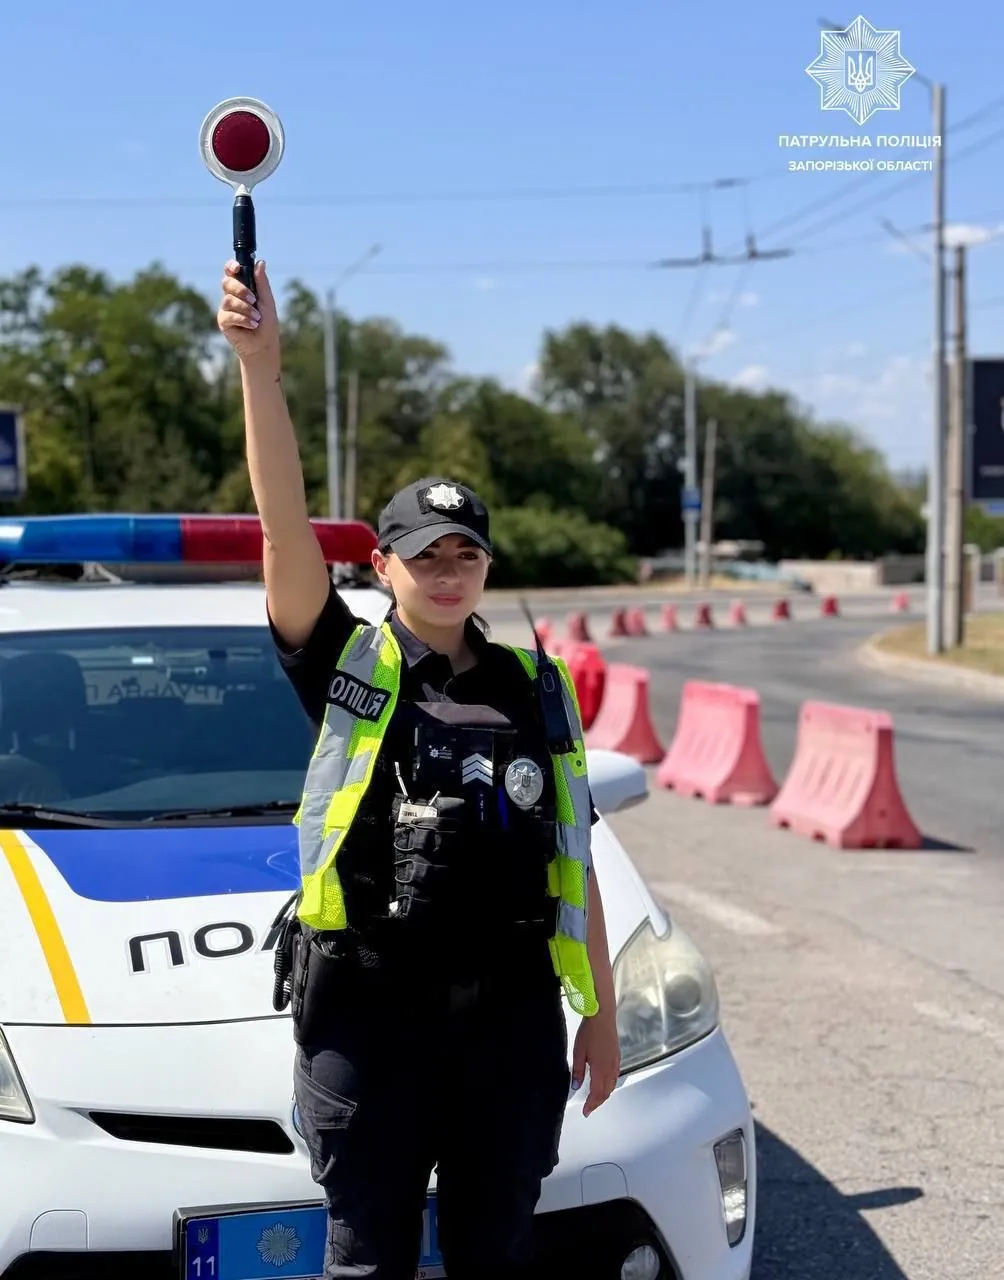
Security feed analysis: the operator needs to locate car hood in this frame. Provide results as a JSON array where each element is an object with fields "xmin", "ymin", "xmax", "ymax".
[{"xmin": 0, "ymin": 821, "xmax": 652, "ymax": 1027}]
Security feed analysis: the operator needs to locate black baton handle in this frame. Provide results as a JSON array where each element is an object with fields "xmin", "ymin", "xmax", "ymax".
[{"xmin": 233, "ymin": 193, "xmax": 257, "ymax": 296}]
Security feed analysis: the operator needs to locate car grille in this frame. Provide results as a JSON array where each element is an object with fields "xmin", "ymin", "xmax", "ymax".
[
  {"xmin": 4, "ymin": 1252, "xmax": 173, "ymax": 1280},
  {"xmin": 87, "ymin": 1110, "xmax": 294, "ymax": 1154}
]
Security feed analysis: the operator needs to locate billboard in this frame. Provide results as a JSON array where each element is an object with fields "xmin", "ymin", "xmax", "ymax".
[
  {"xmin": 0, "ymin": 408, "xmax": 26, "ymax": 500},
  {"xmin": 967, "ymin": 358, "xmax": 1004, "ymax": 508}
]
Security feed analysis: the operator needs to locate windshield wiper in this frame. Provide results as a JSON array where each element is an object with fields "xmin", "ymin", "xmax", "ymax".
[
  {"xmin": 144, "ymin": 800, "xmax": 300, "ymax": 823},
  {"xmin": 0, "ymin": 802, "xmax": 123, "ymax": 829}
]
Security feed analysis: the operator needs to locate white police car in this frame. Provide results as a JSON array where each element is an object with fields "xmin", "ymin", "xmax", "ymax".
[{"xmin": 0, "ymin": 515, "xmax": 755, "ymax": 1280}]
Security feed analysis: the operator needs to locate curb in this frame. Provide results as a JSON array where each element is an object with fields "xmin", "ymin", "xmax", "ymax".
[{"xmin": 858, "ymin": 630, "xmax": 1004, "ymax": 700}]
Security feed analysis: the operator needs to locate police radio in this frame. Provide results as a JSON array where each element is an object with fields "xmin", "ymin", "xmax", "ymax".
[{"xmin": 519, "ymin": 599, "xmax": 575, "ymax": 756}]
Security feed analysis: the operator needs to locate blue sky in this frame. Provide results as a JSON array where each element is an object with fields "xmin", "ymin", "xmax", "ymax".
[{"xmin": 3, "ymin": 0, "xmax": 1003, "ymax": 471}]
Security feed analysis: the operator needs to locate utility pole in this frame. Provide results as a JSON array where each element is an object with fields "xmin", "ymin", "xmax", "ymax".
[
  {"xmin": 655, "ymin": 228, "xmax": 793, "ymax": 586},
  {"xmin": 699, "ymin": 417, "xmax": 718, "ymax": 589},
  {"xmin": 943, "ymin": 243, "xmax": 966, "ymax": 648},
  {"xmin": 323, "ymin": 291, "xmax": 340, "ymax": 520},
  {"xmin": 323, "ymin": 243, "xmax": 382, "ymax": 521},
  {"xmin": 345, "ymin": 369, "xmax": 360, "ymax": 522},
  {"xmin": 927, "ymin": 82, "xmax": 948, "ymax": 654},
  {"xmin": 683, "ymin": 364, "xmax": 698, "ymax": 586}
]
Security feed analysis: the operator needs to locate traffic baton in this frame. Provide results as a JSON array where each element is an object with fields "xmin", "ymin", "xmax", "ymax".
[{"xmin": 199, "ymin": 97, "xmax": 286, "ymax": 295}]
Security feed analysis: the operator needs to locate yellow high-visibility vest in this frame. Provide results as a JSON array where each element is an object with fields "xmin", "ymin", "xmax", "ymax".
[{"xmin": 293, "ymin": 621, "xmax": 598, "ymax": 1017}]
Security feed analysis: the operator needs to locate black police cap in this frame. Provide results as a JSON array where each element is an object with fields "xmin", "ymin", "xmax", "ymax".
[{"xmin": 377, "ymin": 477, "xmax": 492, "ymax": 559}]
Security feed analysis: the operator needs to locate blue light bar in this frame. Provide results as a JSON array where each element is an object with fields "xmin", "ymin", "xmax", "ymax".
[
  {"xmin": 0, "ymin": 516, "xmax": 183, "ymax": 563},
  {"xmin": 0, "ymin": 514, "xmax": 378, "ymax": 566}
]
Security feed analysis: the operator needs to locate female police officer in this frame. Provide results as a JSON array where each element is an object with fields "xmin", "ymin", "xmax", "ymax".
[{"xmin": 217, "ymin": 258, "xmax": 620, "ymax": 1280}]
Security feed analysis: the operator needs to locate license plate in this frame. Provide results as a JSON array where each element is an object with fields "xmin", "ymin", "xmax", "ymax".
[{"xmin": 176, "ymin": 1198, "xmax": 444, "ymax": 1279}]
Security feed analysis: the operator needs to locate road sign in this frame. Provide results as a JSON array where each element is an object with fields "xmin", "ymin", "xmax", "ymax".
[
  {"xmin": 681, "ymin": 486, "xmax": 701, "ymax": 516},
  {"xmin": 967, "ymin": 358, "xmax": 1004, "ymax": 505},
  {"xmin": 0, "ymin": 408, "xmax": 26, "ymax": 500}
]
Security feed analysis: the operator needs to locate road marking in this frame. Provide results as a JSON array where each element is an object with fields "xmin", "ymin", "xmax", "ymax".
[
  {"xmin": 914, "ymin": 1001, "xmax": 1004, "ymax": 1050},
  {"xmin": 653, "ymin": 881, "xmax": 783, "ymax": 937},
  {"xmin": 0, "ymin": 830, "xmax": 90, "ymax": 1024}
]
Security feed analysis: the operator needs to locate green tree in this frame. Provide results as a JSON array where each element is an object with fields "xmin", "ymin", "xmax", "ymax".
[
  {"xmin": 0, "ymin": 263, "xmax": 223, "ymax": 513},
  {"xmin": 536, "ymin": 323, "xmax": 685, "ymax": 554}
]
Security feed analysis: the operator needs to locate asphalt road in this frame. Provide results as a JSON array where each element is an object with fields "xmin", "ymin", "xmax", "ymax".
[{"xmin": 483, "ymin": 590, "xmax": 1004, "ymax": 1278}]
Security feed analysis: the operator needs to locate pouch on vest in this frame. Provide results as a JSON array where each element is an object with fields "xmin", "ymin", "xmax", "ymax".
[
  {"xmin": 292, "ymin": 932, "xmax": 358, "ymax": 1045},
  {"xmin": 390, "ymin": 792, "xmax": 468, "ymax": 927}
]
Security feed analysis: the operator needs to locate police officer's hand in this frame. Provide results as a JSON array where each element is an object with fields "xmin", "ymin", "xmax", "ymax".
[
  {"xmin": 217, "ymin": 259, "xmax": 280, "ymax": 366},
  {"xmin": 571, "ymin": 1008, "xmax": 621, "ymax": 1117}
]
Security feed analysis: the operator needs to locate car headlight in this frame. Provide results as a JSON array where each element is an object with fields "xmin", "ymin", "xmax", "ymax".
[
  {"xmin": 0, "ymin": 1029, "xmax": 34, "ymax": 1123},
  {"xmin": 613, "ymin": 918, "xmax": 720, "ymax": 1073}
]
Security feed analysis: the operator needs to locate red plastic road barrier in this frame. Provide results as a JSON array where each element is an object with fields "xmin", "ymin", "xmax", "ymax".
[
  {"xmin": 661, "ymin": 604, "xmax": 679, "ymax": 632},
  {"xmin": 729, "ymin": 600, "xmax": 748, "ymax": 626},
  {"xmin": 771, "ymin": 598, "xmax": 791, "ymax": 621},
  {"xmin": 656, "ymin": 681, "xmax": 778, "ymax": 806},
  {"xmin": 891, "ymin": 591, "xmax": 910, "ymax": 613},
  {"xmin": 567, "ymin": 611, "xmax": 592, "ymax": 643},
  {"xmin": 562, "ymin": 642, "xmax": 606, "ymax": 731},
  {"xmin": 585, "ymin": 664, "xmax": 665, "ymax": 763},
  {"xmin": 694, "ymin": 603, "xmax": 714, "ymax": 629},
  {"xmin": 536, "ymin": 619, "xmax": 553, "ymax": 648},
  {"xmin": 821, "ymin": 595, "xmax": 840, "ymax": 617},
  {"xmin": 609, "ymin": 608, "xmax": 629, "ymax": 637},
  {"xmin": 625, "ymin": 607, "xmax": 648, "ymax": 636},
  {"xmin": 769, "ymin": 701, "xmax": 922, "ymax": 849}
]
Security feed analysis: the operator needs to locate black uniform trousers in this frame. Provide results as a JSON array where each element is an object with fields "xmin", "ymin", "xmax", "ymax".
[{"xmin": 293, "ymin": 968, "xmax": 570, "ymax": 1279}]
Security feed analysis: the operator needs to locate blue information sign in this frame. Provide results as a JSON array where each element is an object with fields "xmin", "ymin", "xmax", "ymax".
[
  {"xmin": 681, "ymin": 485, "xmax": 701, "ymax": 515},
  {"xmin": 0, "ymin": 409, "xmax": 25, "ymax": 500},
  {"xmin": 179, "ymin": 1200, "xmax": 444, "ymax": 1280}
]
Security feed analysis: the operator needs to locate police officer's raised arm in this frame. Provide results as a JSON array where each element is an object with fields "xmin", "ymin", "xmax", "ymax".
[{"xmin": 216, "ymin": 259, "xmax": 331, "ymax": 651}]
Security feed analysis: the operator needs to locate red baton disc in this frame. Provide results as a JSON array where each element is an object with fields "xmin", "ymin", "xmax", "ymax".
[
  {"xmin": 200, "ymin": 97, "xmax": 285, "ymax": 191},
  {"xmin": 211, "ymin": 111, "xmax": 272, "ymax": 173}
]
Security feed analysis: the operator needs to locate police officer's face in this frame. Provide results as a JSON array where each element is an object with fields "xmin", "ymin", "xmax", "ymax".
[{"xmin": 377, "ymin": 535, "xmax": 489, "ymax": 627}]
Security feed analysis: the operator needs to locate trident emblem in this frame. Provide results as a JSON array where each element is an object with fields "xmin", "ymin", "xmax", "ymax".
[
  {"xmin": 846, "ymin": 52, "xmax": 874, "ymax": 93},
  {"xmin": 197, "ymin": 1228, "xmax": 210, "ymax": 1245}
]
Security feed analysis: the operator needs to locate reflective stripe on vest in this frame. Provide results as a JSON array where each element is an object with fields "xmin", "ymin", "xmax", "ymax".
[
  {"xmin": 502, "ymin": 645, "xmax": 598, "ymax": 1018},
  {"xmin": 293, "ymin": 623, "xmax": 599, "ymax": 1018},
  {"xmin": 293, "ymin": 621, "xmax": 402, "ymax": 932}
]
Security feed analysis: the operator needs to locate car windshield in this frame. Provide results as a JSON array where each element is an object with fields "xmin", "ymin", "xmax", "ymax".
[{"xmin": 0, "ymin": 626, "xmax": 317, "ymax": 821}]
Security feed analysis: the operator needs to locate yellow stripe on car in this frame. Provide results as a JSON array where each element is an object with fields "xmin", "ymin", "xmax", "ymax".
[{"xmin": 0, "ymin": 830, "xmax": 91, "ymax": 1024}]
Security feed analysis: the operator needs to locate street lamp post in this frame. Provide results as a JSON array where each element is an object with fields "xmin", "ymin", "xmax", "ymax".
[{"xmin": 325, "ymin": 243, "xmax": 382, "ymax": 519}]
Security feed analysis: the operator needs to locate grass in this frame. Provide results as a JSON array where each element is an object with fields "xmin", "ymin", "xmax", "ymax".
[{"xmin": 874, "ymin": 612, "xmax": 1004, "ymax": 678}]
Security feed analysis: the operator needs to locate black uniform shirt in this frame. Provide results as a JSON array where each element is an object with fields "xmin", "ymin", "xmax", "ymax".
[{"xmin": 271, "ymin": 581, "xmax": 597, "ymax": 987}]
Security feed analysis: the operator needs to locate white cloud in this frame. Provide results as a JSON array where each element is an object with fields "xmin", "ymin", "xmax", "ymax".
[
  {"xmin": 514, "ymin": 361, "xmax": 540, "ymax": 396},
  {"xmin": 788, "ymin": 352, "xmax": 933, "ymax": 465},
  {"xmin": 473, "ymin": 277, "xmax": 498, "ymax": 291},
  {"xmin": 887, "ymin": 222, "xmax": 1004, "ymax": 254},
  {"xmin": 730, "ymin": 364, "xmax": 769, "ymax": 390},
  {"xmin": 689, "ymin": 327, "xmax": 736, "ymax": 359},
  {"xmin": 846, "ymin": 341, "xmax": 866, "ymax": 358},
  {"xmin": 944, "ymin": 222, "xmax": 1004, "ymax": 248}
]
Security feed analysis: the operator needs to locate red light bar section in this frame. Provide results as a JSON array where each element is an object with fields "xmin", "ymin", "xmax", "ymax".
[{"xmin": 179, "ymin": 516, "xmax": 377, "ymax": 565}]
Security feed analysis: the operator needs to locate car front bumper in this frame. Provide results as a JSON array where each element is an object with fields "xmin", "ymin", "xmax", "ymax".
[{"xmin": 0, "ymin": 1019, "xmax": 753, "ymax": 1280}]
